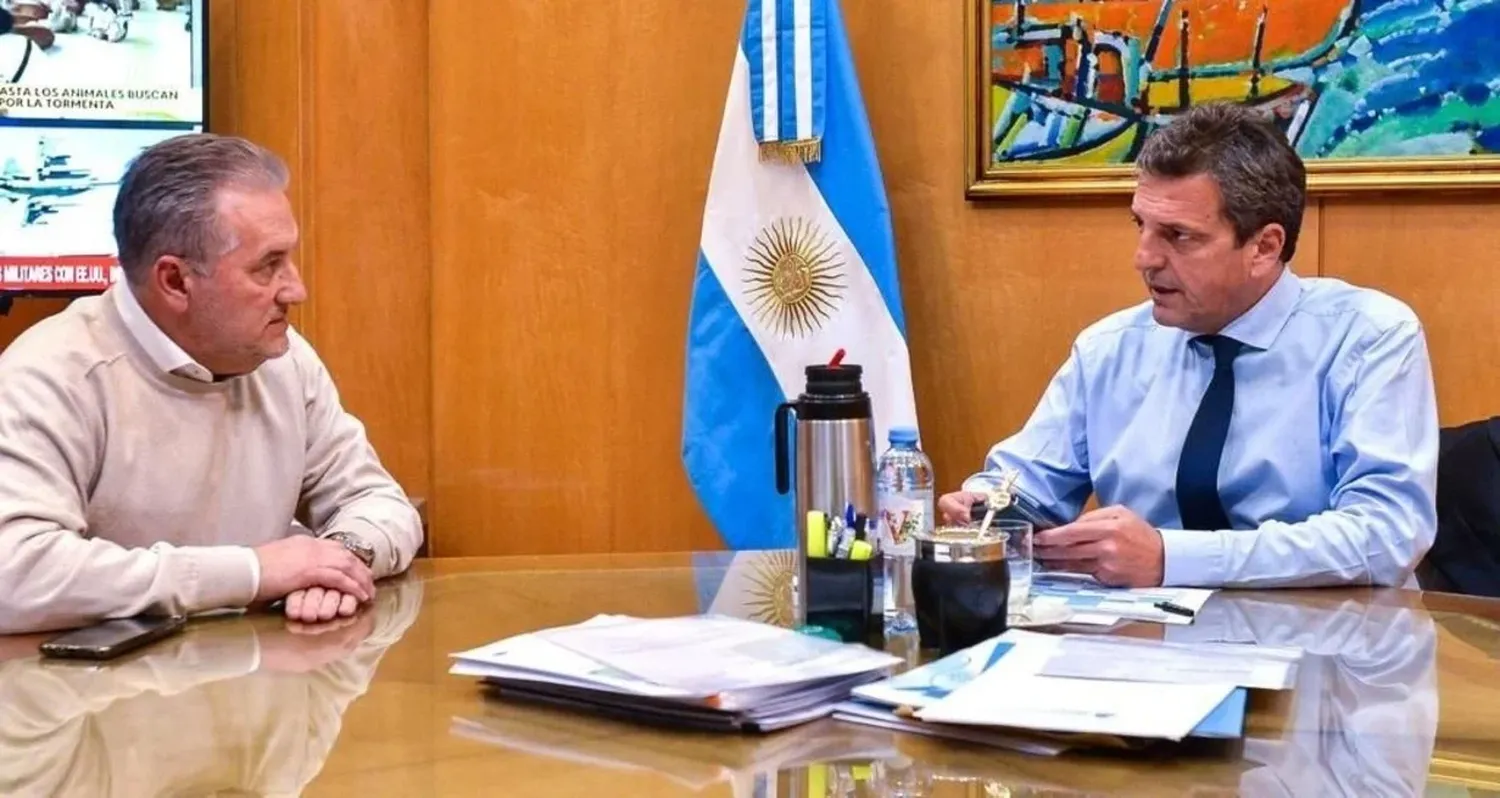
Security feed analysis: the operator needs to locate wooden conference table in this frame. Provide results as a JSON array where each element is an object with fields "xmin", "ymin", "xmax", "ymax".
[{"xmin": 2, "ymin": 551, "xmax": 1499, "ymax": 797}]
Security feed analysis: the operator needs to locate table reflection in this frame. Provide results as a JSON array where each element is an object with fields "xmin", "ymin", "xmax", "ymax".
[
  {"xmin": 453, "ymin": 699, "xmax": 902, "ymax": 797},
  {"xmin": 0, "ymin": 552, "xmax": 1478, "ymax": 798},
  {"xmin": 688, "ymin": 552, "xmax": 1442, "ymax": 797},
  {"xmin": 0, "ymin": 580, "xmax": 423, "ymax": 798},
  {"xmin": 1170, "ymin": 592, "xmax": 1438, "ymax": 797}
]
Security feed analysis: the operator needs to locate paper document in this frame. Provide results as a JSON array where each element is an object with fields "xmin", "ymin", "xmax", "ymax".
[
  {"xmin": 451, "ymin": 616, "xmax": 712, "ymax": 699},
  {"xmin": 917, "ymin": 665, "xmax": 1234, "ymax": 741},
  {"xmin": 1039, "ymin": 635, "xmax": 1301, "ymax": 690},
  {"xmin": 852, "ymin": 635, "xmax": 1016, "ymax": 710},
  {"xmin": 844, "ymin": 630, "xmax": 1252, "ymax": 747},
  {"xmin": 919, "ymin": 676, "xmax": 1233, "ymax": 741},
  {"xmin": 1030, "ymin": 574, "xmax": 1215, "ymax": 625},
  {"xmin": 537, "ymin": 614, "xmax": 900, "ymax": 693}
]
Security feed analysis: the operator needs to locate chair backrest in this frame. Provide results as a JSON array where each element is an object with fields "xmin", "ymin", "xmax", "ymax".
[{"xmin": 1417, "ymin": 416, "xmax": 1500, "ymax": 596}]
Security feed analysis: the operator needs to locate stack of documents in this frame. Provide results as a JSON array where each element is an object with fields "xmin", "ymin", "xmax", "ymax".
[
  {"xmin": 450, "ymin": 614, "xmax": 902, "ymax": 732},
  {"xmin": 837, "ymin": 629, "xmax": 1301, "ymax": 747}
]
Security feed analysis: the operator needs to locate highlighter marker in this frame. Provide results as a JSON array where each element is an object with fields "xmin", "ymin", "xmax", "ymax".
[
  {"xmin": 806, "ymin": 511, "xmax": 828, "ymax": 558},
  {"xmin": 807, "ymin": 764, "xmax": 828, "ymax": 798},
  {"xmin": 848, "ymin": 539, "xmax": 873, "ymax": 561}
]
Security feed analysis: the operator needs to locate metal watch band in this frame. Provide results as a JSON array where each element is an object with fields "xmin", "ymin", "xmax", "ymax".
[{"xmin": 325, "ymin": 531, "xmax": 376, "ymax": 568}]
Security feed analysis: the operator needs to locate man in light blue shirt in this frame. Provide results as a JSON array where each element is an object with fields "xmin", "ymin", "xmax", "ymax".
[{"xmin": 938, "ymin": 102, "xmax": 1438, "ymax": 589}]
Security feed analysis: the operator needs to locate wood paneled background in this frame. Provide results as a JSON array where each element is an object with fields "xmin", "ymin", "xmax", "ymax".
[{"xmin": 2, "ymin": 0, "xmax": 1494, "ymax": 556}]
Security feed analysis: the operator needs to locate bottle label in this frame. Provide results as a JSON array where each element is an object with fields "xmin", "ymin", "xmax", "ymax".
[{"xmin": 877, "ymin": 492, "xmax": 930, "ymax": 557}]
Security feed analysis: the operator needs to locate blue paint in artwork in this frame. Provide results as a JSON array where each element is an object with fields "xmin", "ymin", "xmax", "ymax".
[
  {"xmin": 1299, "ymin": 0, "xmax": 1500, "ymax": 157},
  {"xmin": 1459, "ymin": 83, "xmax": 1493, "ymax": 107}
]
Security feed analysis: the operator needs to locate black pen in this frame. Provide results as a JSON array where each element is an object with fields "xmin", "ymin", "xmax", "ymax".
[{"xmin": 1154, "ymin": 601, "xmax": 1196, "ymax": 618}]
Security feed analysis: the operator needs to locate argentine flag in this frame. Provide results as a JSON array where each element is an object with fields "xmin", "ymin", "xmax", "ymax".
[{"xmin": 682, "ymin": 0, "xmax": 919, "ymax": 550}]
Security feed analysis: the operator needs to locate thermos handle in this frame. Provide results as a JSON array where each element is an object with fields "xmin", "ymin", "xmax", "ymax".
[{"xmin": 774, "ymin": 402, "xmax": 796, "ymax": 495}]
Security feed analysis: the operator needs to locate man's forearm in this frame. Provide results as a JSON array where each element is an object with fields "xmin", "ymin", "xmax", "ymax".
[
  {"xmin": 0, "ymin": 522, "xmax": 259, "ymax": 635},
  {"xmin": 1160, "ymin": 502, "xmax": 1432, "ymax": 588}
]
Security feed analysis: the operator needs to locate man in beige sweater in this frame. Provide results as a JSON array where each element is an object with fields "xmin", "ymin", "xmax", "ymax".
[{"xmin": 0, "ymin": 134, "xmax": 424, "ymax": 633}]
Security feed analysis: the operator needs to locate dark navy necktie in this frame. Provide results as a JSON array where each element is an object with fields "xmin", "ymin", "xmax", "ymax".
[{"xmin": 1176, "ymin": 335, "xmax": 1244, "ymax": 530}]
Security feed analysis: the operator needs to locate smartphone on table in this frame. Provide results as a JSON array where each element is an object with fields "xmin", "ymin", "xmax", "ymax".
[{"xmin": 38, "ymin": 615, "xmax": 188, "ymax": 661}]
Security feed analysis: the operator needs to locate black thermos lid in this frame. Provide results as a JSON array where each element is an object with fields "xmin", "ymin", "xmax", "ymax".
[
  {"xmin": 795, "ymin": 364, "xmax": 870, "ymax": 421},
  {"xmin": 803, "ymin": 364, "xmax": 864, "ymax": 397}
]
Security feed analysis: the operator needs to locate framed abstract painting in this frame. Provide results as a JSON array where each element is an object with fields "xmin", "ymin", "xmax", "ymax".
[{"xmin": 966, "ymin": 0, "xmax": 1500, "ymax": 196}]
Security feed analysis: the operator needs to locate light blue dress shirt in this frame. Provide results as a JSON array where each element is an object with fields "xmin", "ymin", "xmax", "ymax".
[{"xmin": 963, "ymin": 268, "xmax": 1439, "ymax": 588}]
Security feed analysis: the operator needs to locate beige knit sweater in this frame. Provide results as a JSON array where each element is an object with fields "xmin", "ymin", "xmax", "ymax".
[{"xmin": 0, "ymin": 288, "xmax": 423, "ymax": 634}]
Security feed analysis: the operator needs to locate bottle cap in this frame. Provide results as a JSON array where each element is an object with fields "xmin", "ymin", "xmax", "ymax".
[{"xmin": 888, "ymin": 426, "xmax": 918, "ymax": 446}]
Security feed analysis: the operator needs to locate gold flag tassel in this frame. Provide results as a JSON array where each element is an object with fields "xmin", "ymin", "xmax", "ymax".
[{"xmin": 758, "ymin": 137, "xmax": 823, "ymax": 164}]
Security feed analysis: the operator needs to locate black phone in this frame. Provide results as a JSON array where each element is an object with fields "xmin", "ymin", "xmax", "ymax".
[{"xmin": 38, "ymin": 615, "xmax": 187, "ymax": 661}]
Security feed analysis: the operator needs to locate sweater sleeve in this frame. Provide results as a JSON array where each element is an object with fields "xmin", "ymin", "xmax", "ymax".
[
  {"xmin": 294, "ymin": 336, "xmax": 423, "ymax": 579},
  {"xmin": 0, "ymin": 363, "xmax": 259, "ymax": 635}
]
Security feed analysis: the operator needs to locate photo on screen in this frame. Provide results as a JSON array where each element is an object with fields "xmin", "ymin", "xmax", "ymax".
[
  {"xmin": 0, "ymin": 0, "xmax": 203, "ymax": 124},
  {"xmin": 1, "ymin": 0, "xmax": 206, "ymax": 292},
  {"xmin": 1, "ymin": 125, "xmax": 193, "ymax": 257}
]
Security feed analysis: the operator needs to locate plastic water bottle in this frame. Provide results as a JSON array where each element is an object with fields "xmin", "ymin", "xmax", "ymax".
[{"xmin": 876, "ymin": 426, "xmax": 933, "ymax": 632}]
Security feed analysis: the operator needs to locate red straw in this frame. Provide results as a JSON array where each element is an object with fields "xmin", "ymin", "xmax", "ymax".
[{"xmin": 828, "ymin": 348, "xmax": 846, "ymax": 367}]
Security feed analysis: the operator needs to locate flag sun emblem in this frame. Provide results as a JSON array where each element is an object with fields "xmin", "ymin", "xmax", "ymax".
[
  {"xmin": 744, "ymin": 217, "xmax": 845, "ymax": 338},
  {"xmin": 741, "ymin": 550, "xmax": 797, "ymax": 627}
]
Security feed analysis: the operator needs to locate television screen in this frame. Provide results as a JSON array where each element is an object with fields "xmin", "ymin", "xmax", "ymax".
[{"xmin": 0, "ymin": 0, "xmax": 206, "ymax": 294}]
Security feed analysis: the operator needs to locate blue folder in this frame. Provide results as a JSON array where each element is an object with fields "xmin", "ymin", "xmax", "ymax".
[{"xmin": 1191, "ymin": 687, "xmax": 1248, "ymax": 739}]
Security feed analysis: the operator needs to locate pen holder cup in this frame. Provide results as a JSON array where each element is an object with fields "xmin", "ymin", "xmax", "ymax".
[
  {"xmin": 911, "ymin": 527, "xmax": 1010, "ymax": 656},
  {"xmin": 805, "ymin": 555, "xmax": 883, "ymax": 645}
]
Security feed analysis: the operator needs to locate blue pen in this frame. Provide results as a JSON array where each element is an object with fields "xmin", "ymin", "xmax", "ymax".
[{"xmin": 844, "ymin": 503, "xmax": 855, "ymax": 530}]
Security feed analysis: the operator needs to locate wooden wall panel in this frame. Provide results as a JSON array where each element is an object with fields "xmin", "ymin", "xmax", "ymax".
[
  {"xmin": 298, "ymin": 0, "xmax": 432, "ymax": 503},
  {"xmin": 205, "ymin": 0, "xmax": 238, "ymax": 134},
  {"xmin": 0, "ymin": 299, "xmax": 73, "ymax": 344},
  {"xmin": 429, "ymin": 1, "xmax": 738, "ymax": 556},
  {"xmin": 1320, "ymin": 198, "xmax": 1500, "ymax": 428},
  {"xmin": 215, "ymin": 0, "xmax": 306, "ymax": 258}
]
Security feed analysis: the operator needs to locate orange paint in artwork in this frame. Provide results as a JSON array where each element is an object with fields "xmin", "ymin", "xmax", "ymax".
[{"xmin": 991, "ymin": 0, "xmax": 1351, "ymax": 72}]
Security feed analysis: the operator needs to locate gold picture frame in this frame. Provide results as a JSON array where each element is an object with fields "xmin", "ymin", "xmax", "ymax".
[{"xmin": 965, "ymin": 0, "xmax": 1500, "ymax": 198}]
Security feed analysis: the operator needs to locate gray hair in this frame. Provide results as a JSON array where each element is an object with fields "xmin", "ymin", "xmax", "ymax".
[
  {"xmin": 1135, "ymin": 102, "xmax": 1307, "ymax": 263},
  {"xmin": 112, "ymin": 133, "xmax": 289, "ymax": 283}
]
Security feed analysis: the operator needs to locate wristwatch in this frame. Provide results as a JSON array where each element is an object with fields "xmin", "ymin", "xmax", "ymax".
[{"xmin": 324, "ymin": 531, "xmax": 376, "ymax": 569}]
